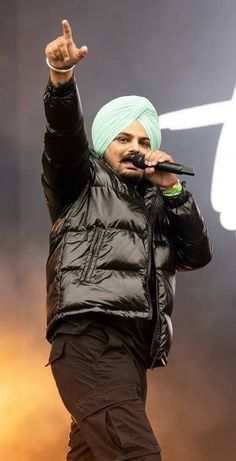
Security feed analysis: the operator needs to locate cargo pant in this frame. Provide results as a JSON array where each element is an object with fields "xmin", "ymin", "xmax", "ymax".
[{"xmin": 48, "ymin": 325, "xmax": 162, "ymax": 461}]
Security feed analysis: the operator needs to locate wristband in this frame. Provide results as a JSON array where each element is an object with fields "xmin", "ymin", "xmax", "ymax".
[
  {"xmin": 161, "ymin": 181, "xmax": 183, "ymax": 197},
  {"xmin": 46, "ymin": 57, "xmax": 75, "ymax": 73}
]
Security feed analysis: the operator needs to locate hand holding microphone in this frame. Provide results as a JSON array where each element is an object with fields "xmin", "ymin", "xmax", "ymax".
[
  {"xmin": 130, "ymin": 150, "xmax": 195, "ymax": 189},
  {"xmin": 131, "ymin": 153, "xmax": 195, "ymax": 176}
]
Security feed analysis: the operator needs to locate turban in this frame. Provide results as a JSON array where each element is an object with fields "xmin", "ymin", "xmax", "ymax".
[{"xmin": 91, "ymin": 95, "xmax": 162, "ymax": 157}]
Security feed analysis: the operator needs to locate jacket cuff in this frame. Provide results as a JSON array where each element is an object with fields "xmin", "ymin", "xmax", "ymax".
[
  {"xmin": 46, "ymin": 75, "xmax": 76, "ymax": 96},
  {"xmin": 162, "ymin": 182, "xmax": 191, "ymax": 209}
]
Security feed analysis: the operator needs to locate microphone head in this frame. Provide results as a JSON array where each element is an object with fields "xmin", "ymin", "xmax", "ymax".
[{"xmin": 131, "ymin": 153, "xmax": 146, "ymax": 170}]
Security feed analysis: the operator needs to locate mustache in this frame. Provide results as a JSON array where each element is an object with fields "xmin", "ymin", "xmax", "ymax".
[{"xmin": 121, "ymin": 152, "xmax": 143, "ymax": 162}]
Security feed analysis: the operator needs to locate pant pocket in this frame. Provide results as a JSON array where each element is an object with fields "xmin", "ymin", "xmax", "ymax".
[
  {"xmin": 105, "ymin": 408, "xmax": 123, "ymax": 449},
  {"xmin": 45, "ymin": 335, "xmax": 66, "ymax": 366},
  {"xmin": 76, "ymin": 388, "xmax": 161, "ymax": 460}
]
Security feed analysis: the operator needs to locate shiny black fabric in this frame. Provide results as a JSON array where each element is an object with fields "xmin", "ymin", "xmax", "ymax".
[{"xmin": 42, "ymin": 77, "xmax": 212, "ymax": 368}]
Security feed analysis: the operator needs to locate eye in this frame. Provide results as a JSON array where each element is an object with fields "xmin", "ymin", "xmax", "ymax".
[
  {"xmin": 140, "ymin": 140, "xmax": 151, "ymax": 148},
  {"xmin": 116, "ymin": 136, "xmax": 128, "ymax": 143}
]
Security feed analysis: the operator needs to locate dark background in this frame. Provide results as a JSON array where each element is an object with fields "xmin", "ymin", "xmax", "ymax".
[{"xmin": 1, "ymin": 1, "xmax": 235, "ymax": 460}]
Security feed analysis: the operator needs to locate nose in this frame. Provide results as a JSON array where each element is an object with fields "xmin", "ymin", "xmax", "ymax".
[{"xmin": 128, "ymin": 138, "xmax": 139, "ymax": 153}]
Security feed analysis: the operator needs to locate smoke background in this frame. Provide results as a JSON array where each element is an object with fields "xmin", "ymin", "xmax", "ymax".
[{"xmin": 1, "ymin": 1, "xmax": 235, "ymax": 460}]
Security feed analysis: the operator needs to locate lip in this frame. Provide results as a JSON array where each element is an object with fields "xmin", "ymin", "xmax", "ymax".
[
  {"xmin": 121, "ymin": 160, "xmax": 139, "ymax": 170},
  {"xmin": 121, "ymin": 155, "xmax": 137, "ymax": 165}
]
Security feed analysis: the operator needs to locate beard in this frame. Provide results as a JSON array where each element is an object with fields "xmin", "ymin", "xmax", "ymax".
[
  {"xmin": 104, "ymin": 158, "xmax": 145, "ymax": 186},
  {"xmin": 119, "ymin": 169, "xmax": 144, "ymax": 185}
]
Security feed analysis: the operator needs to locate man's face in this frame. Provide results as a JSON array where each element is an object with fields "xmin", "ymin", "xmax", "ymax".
[{"xmin": 103, "ymin": 120, "xmax": 151, "ymax": 183}]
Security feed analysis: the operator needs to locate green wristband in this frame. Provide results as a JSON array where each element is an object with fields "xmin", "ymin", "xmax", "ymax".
[{"xmin": 161, "ymin": 181, "xmax": 183, "ymax": 197}]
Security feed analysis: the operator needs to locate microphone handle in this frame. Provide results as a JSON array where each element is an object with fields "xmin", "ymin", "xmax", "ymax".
[
  {"xmin": 131, "ymin": 154, "xmax": 195, "ymax": 176},
  {"xmin": 155, "ymin": 162, "xmax": 195, "ymax": 176}
]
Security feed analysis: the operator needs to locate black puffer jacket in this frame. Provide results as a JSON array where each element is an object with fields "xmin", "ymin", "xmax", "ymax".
[{"xmin": 42, "ymin": 78, "xmax": 212, "ymax": 368}]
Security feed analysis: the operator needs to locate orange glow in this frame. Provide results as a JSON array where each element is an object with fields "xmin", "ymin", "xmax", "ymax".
[
  {"xmin": 0, "ymin": 248, "xmax": 231, "ymax": 461},
  {"xmin": 0, "ymin": 332, "xmax": 68, "ymax": 461}
]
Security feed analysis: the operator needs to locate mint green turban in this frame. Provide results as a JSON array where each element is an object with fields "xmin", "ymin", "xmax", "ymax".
[{"xmin": 91, "ymin": 95, "xmax": 161, "ymax": 157}]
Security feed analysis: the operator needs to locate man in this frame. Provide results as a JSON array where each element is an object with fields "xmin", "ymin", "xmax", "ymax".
[{"xmin": 43, "ymin": 20, "xmax": 212, "ymax": 461}]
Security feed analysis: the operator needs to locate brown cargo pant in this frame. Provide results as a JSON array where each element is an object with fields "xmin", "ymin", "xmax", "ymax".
[{"xmin": 49, "ymin": 325, "xmax": 162, "ymax": 461}]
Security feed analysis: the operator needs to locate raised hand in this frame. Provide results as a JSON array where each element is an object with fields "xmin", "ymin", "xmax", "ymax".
[{"xmin": 45, "ymin": 19, "xmax": 88, "ymax": 80}]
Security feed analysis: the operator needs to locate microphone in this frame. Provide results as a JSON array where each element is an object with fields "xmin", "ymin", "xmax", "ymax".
[{"xmin": 131, "ymin": 153, "xmax": 195, "ymax": 176}]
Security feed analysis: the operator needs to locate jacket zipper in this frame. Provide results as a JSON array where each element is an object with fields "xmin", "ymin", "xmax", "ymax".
[
  {"xmin": 81, "ymin": 229, "xmax": 104, "ymax": 281},
  {"xmin": 146, "ymin": 219, "xmax": 154, "ymax": 321},
  {"xmin": 148, "ymin": 196, "xmax": 162, "ymax": 369},
  {"xmin": 135, "ymin": 189, "xmax": 154, "ymax": 322}
]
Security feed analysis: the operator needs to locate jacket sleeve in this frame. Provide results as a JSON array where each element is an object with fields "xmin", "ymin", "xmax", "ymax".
[
  {"xmin": 163, "ymin": 185, "xmax": 213, "ymax": 271},
  {"xmin": 42, "ymin": 76, "xmax": 91, "ymax": 223}
]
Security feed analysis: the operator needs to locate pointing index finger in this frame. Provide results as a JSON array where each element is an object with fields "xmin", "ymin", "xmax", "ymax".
[{"xmin": 62, "ymin": 19, "xmax": 73, "ymax": 44}]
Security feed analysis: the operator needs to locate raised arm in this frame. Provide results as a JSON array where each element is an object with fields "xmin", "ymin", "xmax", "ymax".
[{"xmin": 42, "ymin": 20, "xmax": 90, "ymax": 223}]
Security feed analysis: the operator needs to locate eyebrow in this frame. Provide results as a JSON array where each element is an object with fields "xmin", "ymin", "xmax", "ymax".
[{"xmin": 118, "ymin": 131, "xmax": 150, "ymax": 140}]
